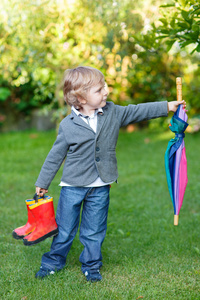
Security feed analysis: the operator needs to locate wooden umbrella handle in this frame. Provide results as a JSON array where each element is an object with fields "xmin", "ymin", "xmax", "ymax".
[
  {"xmin": 174, "ymin": 214, "xmax": 179, "ymax": 226},
  {"xmin": 176, "ymin": 77, "xmax": 182, "ymax": 101}
]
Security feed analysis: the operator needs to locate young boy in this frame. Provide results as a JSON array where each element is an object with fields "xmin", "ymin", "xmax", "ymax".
[{"xmin": 35, "ymin": 66, "xmax": 185, "ymax": 282}]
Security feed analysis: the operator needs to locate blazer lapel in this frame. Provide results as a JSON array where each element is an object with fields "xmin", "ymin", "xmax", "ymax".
[
  {"xmin": 96, "ymin": 105, "xmax": 108, "ymax": 138},
  {"xmin": 70, "ymin": 112, "xmax": 94, "ymax": 133}
]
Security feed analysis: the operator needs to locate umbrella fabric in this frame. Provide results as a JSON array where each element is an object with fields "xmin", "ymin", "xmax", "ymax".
[{"xmin": 165, "ymin": 104, "xmax": 188, "ymax": 219}]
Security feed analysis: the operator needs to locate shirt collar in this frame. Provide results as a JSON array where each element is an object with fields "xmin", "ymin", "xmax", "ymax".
[{"xmin": 71, "ymin": 106, "xmax": 103, "ymax": 118}]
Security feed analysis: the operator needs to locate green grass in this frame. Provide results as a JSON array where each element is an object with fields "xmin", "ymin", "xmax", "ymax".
[{"xmin": 0, "ymin": 129, "xmax": 200, "ymax": 300}]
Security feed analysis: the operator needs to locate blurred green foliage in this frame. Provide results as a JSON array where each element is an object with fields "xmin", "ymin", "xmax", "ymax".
[{"xmin": 0, "ymin": 0, "xmax": 199, "ymax": 129}]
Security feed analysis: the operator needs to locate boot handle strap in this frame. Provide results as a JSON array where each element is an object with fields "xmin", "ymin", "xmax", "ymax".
[{"xmin": 33, "ymin": 193, "xmax": 45, "ymax": 203}]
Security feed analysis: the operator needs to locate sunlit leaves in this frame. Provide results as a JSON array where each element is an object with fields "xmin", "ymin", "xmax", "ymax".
[{"xmin": 157, "ymin": 0, "xmax": 200, "ymax": 53}]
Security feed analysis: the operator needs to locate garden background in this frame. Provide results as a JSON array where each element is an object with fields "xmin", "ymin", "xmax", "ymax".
[{"xmin": 0, "ymin": 0, "xmax": 200, "ymax": 299}]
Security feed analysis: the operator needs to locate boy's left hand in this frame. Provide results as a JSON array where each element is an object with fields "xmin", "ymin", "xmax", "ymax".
[{"xmin": 168, "ymin": 100, "xmax": 186, "ymax": 112}]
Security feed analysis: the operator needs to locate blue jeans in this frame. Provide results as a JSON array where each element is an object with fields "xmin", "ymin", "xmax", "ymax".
[{"xmin": 41, "ymin": 185, "xmax": 110, "ymax": 273}]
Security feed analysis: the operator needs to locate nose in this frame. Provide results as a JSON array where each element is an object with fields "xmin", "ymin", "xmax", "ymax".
[{"xmin": 103, "ymin": 88, "xmax": 108, "ymax": 96}]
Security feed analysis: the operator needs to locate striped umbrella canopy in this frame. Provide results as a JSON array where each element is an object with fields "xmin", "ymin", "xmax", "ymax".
[
  {"xmin": 165, "ymin": 104, "xmax": 188, "ymax": 225},
  {"xmin": 165, "ymin": 77, "xmax": 188, "ymax": 225}
]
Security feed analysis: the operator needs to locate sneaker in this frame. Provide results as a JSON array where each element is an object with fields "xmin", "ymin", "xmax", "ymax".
[
  {"xmin": 84, "ymin": 269, "xmax": 102, "ymax": 282},
  {"xmin": 35, "ymin": 266, "xmax": 55, "ymax": 279}
]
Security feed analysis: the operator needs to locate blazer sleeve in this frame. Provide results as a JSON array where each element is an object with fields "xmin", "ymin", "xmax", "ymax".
[
  {"xmin": 114, "ymin": 101, "xmax": 168, "ymax": 127},
  {"xmin": 35, "ymin": 124, "xmax": 69, "ymax": 189}
]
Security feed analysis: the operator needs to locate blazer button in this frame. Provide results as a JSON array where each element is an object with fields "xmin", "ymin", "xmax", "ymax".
[{"xmin": 96, "ymin": 157, "xmax": 100, "ymax": 162}]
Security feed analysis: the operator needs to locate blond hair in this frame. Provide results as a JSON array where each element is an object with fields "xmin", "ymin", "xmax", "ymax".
[{"xmin": 63, "ymin": 66, "xmax": 105, "ymax": 108}]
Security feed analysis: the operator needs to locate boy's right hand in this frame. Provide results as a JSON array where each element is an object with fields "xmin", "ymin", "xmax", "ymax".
[
  {"xmin": 168, "ymin": 100, "xmax": 186, "ymax": 112},
  {"xmin": 36, "ymin": 186, "xmax": 48, "ymax": 197}
]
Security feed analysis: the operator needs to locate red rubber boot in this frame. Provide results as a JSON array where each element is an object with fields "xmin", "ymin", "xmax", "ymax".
[
  {"xmin": 23, "ymin": 196, "xmax": 58, "ymax": 246},
  {"xmin": 12, "ymin": 199, "xmax": 36, "ymax": 239}
]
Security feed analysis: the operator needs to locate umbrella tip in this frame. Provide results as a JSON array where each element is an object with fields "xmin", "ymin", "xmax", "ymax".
[{"xmin": 174, "ymin": 215, "xmax": 179, "ymax": 226}]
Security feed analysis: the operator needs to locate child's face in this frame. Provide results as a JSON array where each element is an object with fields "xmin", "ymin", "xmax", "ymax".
[{"xmin": 80, "ymin": 82, "xmax": 108, "ymax": 112}]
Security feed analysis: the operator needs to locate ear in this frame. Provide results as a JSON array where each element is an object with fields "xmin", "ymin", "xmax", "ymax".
[{"xmin": 77, "ymin": 96, "xmax": 87, "ymax": 105}]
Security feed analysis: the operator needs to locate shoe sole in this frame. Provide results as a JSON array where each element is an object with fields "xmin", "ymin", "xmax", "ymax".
[
  {"xmin": 87, "ymin": 278, "xmax": 102, "ymax": 282},
  {"xmin": 23, "ymin": 228, "xmax": 59, "ymax": 246},
  {"xmin": 12, "ymin": 230, "xmax": 33, "ymax": 240},
  {"xmin": 35, "ymin": 270, "xmax": 55, "ymax": 279},
  {"xmin": 12, "ymin": 231, "xmax": 25, "ymax": 239}
]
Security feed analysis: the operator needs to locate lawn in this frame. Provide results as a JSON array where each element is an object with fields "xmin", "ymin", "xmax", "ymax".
[{"xmin": 0, "ymin": 128, "xmax": 200, "ymax": 300}]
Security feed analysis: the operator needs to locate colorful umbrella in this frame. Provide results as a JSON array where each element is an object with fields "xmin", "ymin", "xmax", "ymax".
[{"xmin": 165, "ymin": 78, "xmax": 188, "ymax": 225}]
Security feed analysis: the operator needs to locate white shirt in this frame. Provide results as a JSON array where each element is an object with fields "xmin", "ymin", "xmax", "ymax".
[
  {"xmin": 59, "ymin": 106, "xmax": 113, "ymax": 187},
  {"xmin": 71, "ymin": 106, "xmax": 102, "ymax": 133}
]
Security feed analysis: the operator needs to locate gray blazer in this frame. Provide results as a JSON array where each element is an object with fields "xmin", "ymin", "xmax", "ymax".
[{"xmin": 35, "ymin": 101, "xmax": 168, "ymax": 189}]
